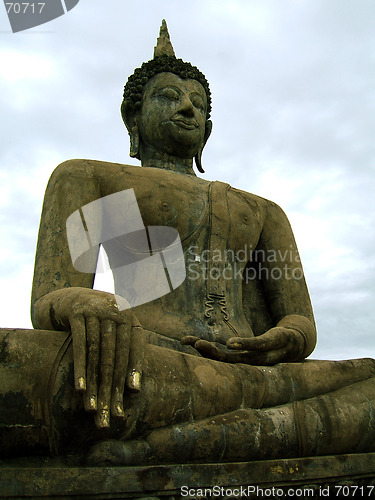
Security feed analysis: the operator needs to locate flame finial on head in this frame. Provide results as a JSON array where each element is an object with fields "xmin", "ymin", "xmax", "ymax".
[{"xmin": 153, "ymin": 19, "xmax": 176, "ymax": 58}]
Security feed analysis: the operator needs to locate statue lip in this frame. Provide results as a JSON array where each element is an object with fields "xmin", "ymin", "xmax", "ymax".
[{"xmin": 171, "ymin": 117, "xmax": 198, "ymax": 130}]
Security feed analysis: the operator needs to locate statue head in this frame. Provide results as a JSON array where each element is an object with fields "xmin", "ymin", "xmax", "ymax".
[{"xmin": 121, "ymin": 20, "xmax": 212, "ymax": 173}]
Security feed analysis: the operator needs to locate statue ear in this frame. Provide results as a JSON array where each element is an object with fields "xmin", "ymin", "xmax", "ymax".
[
  {"xmin": 129, "ymin": 124, "xmax": 140, "ymax": 159},
  {"xmin": 195, "ymin": 119, "xmax": 212, "ymax": 173},
  {"xmin": 121, "ymin": 101, "xmax": 141, "ymax": 160}
]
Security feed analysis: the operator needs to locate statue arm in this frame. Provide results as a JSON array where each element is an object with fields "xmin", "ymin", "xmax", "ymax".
[
  {"xmin": 31, "ymin": 159, "xmax": 143, "ymax": 429},
  {"xmin": 228, "ymin": 200, "xmax": 317, "ymax": 362},
  {"xmin": 187, "ymin": 201, "xmax": 317, "ymax": 365},
  {"xmin": 31, "ymin": 159, "xmax": 100, "ymax": 327},
  {"xmin": 256, "ymin": 200, "xmax": 316, "ymax": 357}
]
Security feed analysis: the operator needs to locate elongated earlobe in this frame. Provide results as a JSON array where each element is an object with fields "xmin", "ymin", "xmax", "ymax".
[
  {"xmin": 129, "ymin": 125, "xmax": 140, "ymax": 159},
  {"xmin": 121, "ymin": 101, "xmax": 141, "ymax": 160},
  {"xmin": 195, "ymin": 119, "xmax": 212, "ymax": 173},
  {"xmin": 195, "ymin": 150, "xmax": 205, "ymax": 173}
]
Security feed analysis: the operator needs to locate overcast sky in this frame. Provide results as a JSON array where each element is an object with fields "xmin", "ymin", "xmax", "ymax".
[{"xmin": 0, "ymin": 0, "xmax": 374, "ymax": 360}]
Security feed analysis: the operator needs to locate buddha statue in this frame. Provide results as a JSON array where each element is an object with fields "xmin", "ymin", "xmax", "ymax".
[{"xmin": 1, "ymin": 21, "xmax": 375, "ymax": 465}]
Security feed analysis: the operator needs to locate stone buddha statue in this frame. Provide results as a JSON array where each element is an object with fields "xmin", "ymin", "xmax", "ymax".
[{"xmin": 1, "ymin": 21, "xmax": 375, "ymax": 465}]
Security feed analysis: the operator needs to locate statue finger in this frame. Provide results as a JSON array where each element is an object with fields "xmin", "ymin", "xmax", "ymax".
[
  {"xmin": 111, "ymin": 319, "xmax": 131, "ymax": 418},
  {"xmin": 232, "ymin": 347, "xmax": 289, "ymax": 366},
  {"xmin": 224, "ymin": 350, "xmax": 269, "ymax": 365},
  {"xmin": 70, "ymin": 314, "xmax": 87, "ymax": 392},
  {"xmin": 181, "ymin": 335, "xmax": 201, "ymax": 346},
  {"xmin": 83, "ymin": 316, "xmax": 100, "ymax": 412},
  {"xmin": 194, "ymin": 340, "xmax": 228, "ymax": 362},
  {"xmin": 227, "ymin": 328, "xmax": 288, "ymax": 352},
  {"xmin": 253, "ymin": 347, "xmax": 290, "ymax": 365},
  {"xmin": 126, "ymin": 322, "xmax": 146, "ymax": 393},
  {"xmin": 95, "ymin": 319, "xmax": 116, "ymax": 429}
]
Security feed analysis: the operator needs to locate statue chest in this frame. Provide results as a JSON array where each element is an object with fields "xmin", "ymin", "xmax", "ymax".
[
  {"xmin": 134, "ymin": 184, "xmax": 264, "ymax": 256},
  {"xmin": 104, "ymin": 170, "xmax": 265, "ymax": 255},
  {"xmin": 128, "ymin": 175, "xmax": 209, "ymax": 238}
]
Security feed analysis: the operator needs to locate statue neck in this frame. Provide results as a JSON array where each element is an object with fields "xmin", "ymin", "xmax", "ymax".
[{"xmin": 140, "ymin": 150, "xmax": 196, "ymax": 176}]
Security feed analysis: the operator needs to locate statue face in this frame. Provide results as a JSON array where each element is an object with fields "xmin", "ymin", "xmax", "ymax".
[{"xmin": 137, "ymin": 72, "xmax": 208, "ymax": 159}]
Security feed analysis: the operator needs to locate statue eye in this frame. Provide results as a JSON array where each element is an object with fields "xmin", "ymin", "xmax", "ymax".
[
  {"xmin": 191, "ymin": 96, "xmax": 205, "ymax": 111},
  {"xmin": 157, "ymin": 87, "xmax": 180, "ymax": 101}
]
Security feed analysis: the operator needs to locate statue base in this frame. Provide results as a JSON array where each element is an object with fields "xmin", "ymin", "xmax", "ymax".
[{"xmin": 1, "ymin": 453, "xmax": 375, "ymax": 499}]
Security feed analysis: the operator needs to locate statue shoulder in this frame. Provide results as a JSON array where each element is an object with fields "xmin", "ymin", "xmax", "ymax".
[
  {"xmin": 49, "ymin": 159, "xmax": 137, "ymax": 183},
  {"xmin": 227, "ymin": 185, "xmax": 293, "ymax": 229},
  {"xmin": 228, "ymin": 185, "xmax": 271, "ymax": 212}
]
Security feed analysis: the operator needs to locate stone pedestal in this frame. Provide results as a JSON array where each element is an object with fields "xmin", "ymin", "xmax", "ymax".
[{"xmin": 1, "ymin": 453, "xmax": 375, "ymax": 499}]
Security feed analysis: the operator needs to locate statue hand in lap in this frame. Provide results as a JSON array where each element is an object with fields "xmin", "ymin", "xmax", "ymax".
[
  {"xmin": 33, "ymin": 287, "xmax": 144, "ymax": 429},
  {"xmin": 182, "ymin": 315, "xmax": 315, "ymax": 365}
]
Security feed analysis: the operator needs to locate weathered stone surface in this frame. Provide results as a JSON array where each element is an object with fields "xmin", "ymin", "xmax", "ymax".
[{"xmin": 2, "ymin": 327, "xmax": 375, "ymax": 465}]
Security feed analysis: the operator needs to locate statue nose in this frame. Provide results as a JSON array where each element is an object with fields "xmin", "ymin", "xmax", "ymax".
[{"xmin": 178, "ymin": 95, "xmax": 195, "ymax": 117}]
